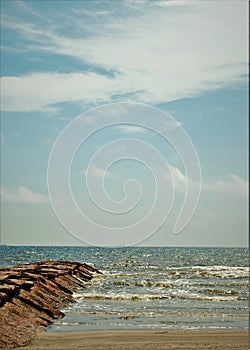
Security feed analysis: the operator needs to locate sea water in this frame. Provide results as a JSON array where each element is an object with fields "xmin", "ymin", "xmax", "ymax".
[{"xmin": 0, "ymin": 246, "xmax": 249, "ymax": 331}]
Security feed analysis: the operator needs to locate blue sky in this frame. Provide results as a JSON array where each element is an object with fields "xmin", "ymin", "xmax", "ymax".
[{"xmin": 0, "ymin": 0, "xmax": 248, "ymax": 246}]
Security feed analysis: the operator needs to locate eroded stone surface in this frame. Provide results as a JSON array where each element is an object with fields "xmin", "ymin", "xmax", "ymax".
[{"xmin": 0, "ymin": 260, "xmax": 101, "ymax": 349}]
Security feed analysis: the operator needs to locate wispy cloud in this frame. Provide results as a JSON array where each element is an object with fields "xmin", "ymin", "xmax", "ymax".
[
  {"xmin": 116, "ymin": 125, "xmax": 146, "ymax": 133},
  {"xmin": 204, "ymin": 174, "xmax": 248, "ymax": 197},
  {"xmin": 84, "ymin": 165, "xmax": 116, "ymax": 179},
  {"xmin": 1, "ymin": 72, "xmax": 119, "ymax": 112},
  {"xmin": 0, "ymin": 1, "xmax": 247, "ymax": 112},
  {"xmin": 160, "ymin": 165, "xmax": 248, "ymax": 197},
  {"xmin": 85, "ymin": 161, "xmax": 248, "ymax": 198},
  {"xmin": 0, "ymin": 187, "xmax": 48, "ymax": 204},
  {"xmin": 161, "ymin": 165, "xmax": 199, "ymax": 193},
  {"xmin": 154, "ymin": 0, "xmax": 195, "ymax": 7}
]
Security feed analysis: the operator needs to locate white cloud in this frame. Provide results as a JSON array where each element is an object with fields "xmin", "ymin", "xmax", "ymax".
[
  {"xmin": 0, "ymin": 1, "xmax": 248, "ymax": 112},
  {"xmin": 84, "ymin": 165, "xmax": 115, "ymax": 179},
  {"xmin": 0, "ymin": 187, "xmax": 48, "ymax": 204},
  {"xmin": 1, "ymin": 72, "xmax": 118, "ymax": 112},
  {"xmin": 161, "ymin": 165, "xmax": 198, "ymax": 193},
  {"xmin": 116, "ymin": 125, "xmax": 146, "ymax": 133},
  {"xmin": 154, "ymin": 0, "xmax": 195, "ymax": 7},
  {"xmin": 159, "ymin": 165, "xmax": 248, "ymax": 197},
  {"xmin": 204, "ymin": 174, "xmax": 248, "ymax": 197}
]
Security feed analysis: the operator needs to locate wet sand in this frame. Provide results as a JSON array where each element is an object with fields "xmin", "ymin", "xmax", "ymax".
[{"xmin": 21, "ymin": 329, "xmax": 249, "ymax": 350}]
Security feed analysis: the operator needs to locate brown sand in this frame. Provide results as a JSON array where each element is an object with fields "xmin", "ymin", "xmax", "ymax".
[{"xmin": 20, "ymin": 329, "xmax": 249, "ymax": 350}]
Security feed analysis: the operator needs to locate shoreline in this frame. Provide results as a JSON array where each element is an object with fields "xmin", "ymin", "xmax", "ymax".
[{"xmin": 20, "ymin": 329, "xmax": 249, "ymax": 350}]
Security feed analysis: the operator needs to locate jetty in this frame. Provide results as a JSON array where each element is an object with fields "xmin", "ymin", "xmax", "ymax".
[{"xmin": 0, "ymin": 260, "xmax": 102, "ymax": 349}]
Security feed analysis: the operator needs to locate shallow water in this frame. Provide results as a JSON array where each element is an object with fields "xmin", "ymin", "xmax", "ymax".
[{"xmin": 0, "ymin": 246, "xmax": 249, "ymax": 331}]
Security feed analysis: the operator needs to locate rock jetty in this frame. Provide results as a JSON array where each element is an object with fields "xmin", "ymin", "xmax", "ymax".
[{"xmin": 0, "ymin": 260, "xmax": 102, "ymax": 349}]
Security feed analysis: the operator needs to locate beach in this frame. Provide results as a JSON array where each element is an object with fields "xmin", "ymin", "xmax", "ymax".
[
  {"xmin": 1, "ymin": 247, "xmax": 249, "ymax": 349},
  {"xmin": 21, "ymin": 330, "xmax": 249, "ymax": 350}
]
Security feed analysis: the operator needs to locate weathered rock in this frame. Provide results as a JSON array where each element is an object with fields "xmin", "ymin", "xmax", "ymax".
[
  {"xmin": 0, "ymin": 292, "xmax": 8, "ymax": 306},
  {"xmin": 4, "ymin": 279, "xmax": 34, "ymax": 290},
  {"xmin": 0, "ymin": 260, "xmax": 101, "ymax": 349}
]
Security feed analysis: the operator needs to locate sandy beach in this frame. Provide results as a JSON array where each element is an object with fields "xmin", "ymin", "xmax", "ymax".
[{"xmin": 21, "ymin": 329, "xmax": 249, "ymax": 350}]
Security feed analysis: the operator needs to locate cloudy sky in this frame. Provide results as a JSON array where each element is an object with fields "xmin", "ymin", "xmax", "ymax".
[{"xmin": 0, "ymin": 0, "xmax": 248, "ymax": 246}]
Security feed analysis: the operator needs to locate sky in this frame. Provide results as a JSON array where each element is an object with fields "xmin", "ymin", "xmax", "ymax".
[{"xmin": 0, "ymin": 0, "xmax": 248, "ymax": 247}]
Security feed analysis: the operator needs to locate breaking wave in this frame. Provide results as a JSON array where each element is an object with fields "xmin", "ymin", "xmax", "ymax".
[{"xmin": 73, "ymin": 291, "xmax": 244, "ymax": 302}]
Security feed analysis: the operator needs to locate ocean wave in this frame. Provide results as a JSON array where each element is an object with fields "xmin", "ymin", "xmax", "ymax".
[
  {"xmin": 73, "ymin": 292, "xmax": 162, "ymax": 301},
  {"xmin": 73, "ymin": 291, "xmax": 242, "ymax": 302},
  {"xmin": 64, "ymin": 310, "xmax": 250, "ymax": 319},
  {"xmin": 86, "ymin": 275, "xmax": 249, "ymax": 292},
  {"xmin": 98, "ymin": 266, "xmax": 249, "ymax": 279},
  {"xmin": 112, "ymin": 280, "xmax": 173, "ymax": 288},
  {"xmin": 53, "ymin": 321, "xmax": 80, "ymax": 326},
  {"xmin": 190, "ymin": 266, "xmax": 249, "ymax": 278},
  {"xmin": 202, "ymin": 288, "xmax": 241, "ymax": 295}
]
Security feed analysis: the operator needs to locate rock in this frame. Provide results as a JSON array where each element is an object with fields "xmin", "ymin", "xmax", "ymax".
[
  {"xmin": 0, "ymin": 292, "xmax": 8, "ymax": 306},
  {"xmin": 0, "ymin": 284, "xmax": 19, "ymax": 299},
  {"xmin": 17, "ymin": 289, "xmax": 64, "ymax": 319},
  {"xmin": 4, "ymin": 279, "xmax": 34, "ymax": 290},
  {"xmin": 0, "ymin": 260, "xmax": 101, "ymax": 349}
]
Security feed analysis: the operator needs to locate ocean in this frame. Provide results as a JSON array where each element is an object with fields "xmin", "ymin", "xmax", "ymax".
[{"xmin": 0, "ymin": 246, "xmax": 249, "ymax": 331}]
